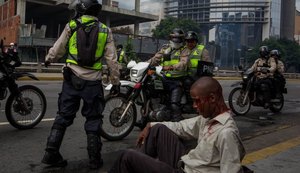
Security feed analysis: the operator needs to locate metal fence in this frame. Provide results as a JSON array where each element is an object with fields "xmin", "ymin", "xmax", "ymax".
[{"xmin": 17, "ymin": 33, "xmax": 169, "ymax": 62}]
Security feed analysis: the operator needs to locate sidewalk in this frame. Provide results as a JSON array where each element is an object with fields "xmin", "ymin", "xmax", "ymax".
[{"xmin": 243, "ymin": 125, "xmax": 300, "ymax": 173}]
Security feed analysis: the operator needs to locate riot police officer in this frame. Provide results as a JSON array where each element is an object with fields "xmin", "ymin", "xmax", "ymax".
[
  {"xmin": 42, "ymin": 0, "xmax": 120, "ymax": 169},
  {"xmin": 116, "ymin": 44, "xmax": 126, "ymax": 64},
  {"xmin": 185, "ymin": 31, "xmax": 211, "ymax": 77},
  {"xmin": 146, "ymin": 28, "xmax": 189, "ymax": 122},
  {"xmin": 250, "ymin": 46, "xmax": 276, "ymax": 108},
  {"xmin": 270, "ymin": 49, "xmax": 286, "ymax": 96}
]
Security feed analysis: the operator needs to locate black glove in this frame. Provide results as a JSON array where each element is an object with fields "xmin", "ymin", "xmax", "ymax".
[
  {"xmin": 44, "ymin": 61, "xmax": 51, "ymax": 68},
  {"xmin": 110, "ymin": 84, "xmax": 121, "ymax": 96}
]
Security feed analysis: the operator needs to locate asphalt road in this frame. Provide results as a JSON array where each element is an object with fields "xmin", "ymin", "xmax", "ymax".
[{"xmin": 0, "ymin": 80, "xmax": 300, "ymax": 173}]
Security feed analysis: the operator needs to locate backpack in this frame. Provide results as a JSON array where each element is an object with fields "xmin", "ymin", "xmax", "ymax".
[{"xmin": 70, "ymin": 19, "xmax": 100, "ymax": 67}]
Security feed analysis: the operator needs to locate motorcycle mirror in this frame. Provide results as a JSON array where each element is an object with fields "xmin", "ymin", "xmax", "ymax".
[{"xmin": 127, "ymin": 60, "xmax": 137, "ymax": 69}]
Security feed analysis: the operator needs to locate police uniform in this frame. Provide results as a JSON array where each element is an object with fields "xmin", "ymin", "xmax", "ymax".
[
  {"xmin": 270, "ymin": 56, "xmax": 286, "ymax": 95},
  {"xmin": 147, "ymin": 44, "xmax": 189, "ymax": 121},
  {"xmin": 250, "ymin": 57, "xmax": 276, "ymax": 78},
  {"xmin": 43, "ymin": 15, "xmax": 120, "ymax": 168},
  {"xmin": 277, "ymin": 60, "xmax": 285, "ymax": 74},
  {"xmin": 250, "ymin": 57, "xmax": 276, "ymax": 107},
  {"xmin": 186, "ymin": 44, "xmax": 211, "ymax": 77}
]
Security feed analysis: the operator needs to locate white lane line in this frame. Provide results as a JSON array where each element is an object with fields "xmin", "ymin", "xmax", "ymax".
[
  {"xmin": 0, "ymin": 122, "xmax": 9, "ymax": 126},
  {"xmin": 0, "ymin": 118, "xmax": 55, "ymax": 126}
]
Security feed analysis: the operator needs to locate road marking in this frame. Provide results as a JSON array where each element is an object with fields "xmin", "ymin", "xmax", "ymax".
[
  {"xmin": 242, "ymin": 136, "xmax": 300, "ymax": 164},
  {"xmin": 0, "ymin": 118, "xmax": 55, "ymax": 126}
]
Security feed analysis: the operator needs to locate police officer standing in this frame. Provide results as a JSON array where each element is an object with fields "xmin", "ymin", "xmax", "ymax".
[
  {"xmin": 116, "ymin": 44, "xmax": 127, "ymax": 65},
  {"xmin": 42, "ymin": 0, "xmax": 120, "ymax": 169},
  {"xmin": 250, "ymin": 46, "xmax": 276, "ymax": 108},
  {"xmin": 146, "ymin": 28, "xmax": 189, "ymax": 122}
]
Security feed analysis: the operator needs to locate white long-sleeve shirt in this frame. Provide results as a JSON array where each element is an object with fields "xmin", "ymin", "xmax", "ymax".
[
  {"xmin": 151, "ymin": 112, "xmax": 245, "ymax": 173},
  {"xmin": 45, "ymin": 15, "xmax": 120, "ymax": 85}
]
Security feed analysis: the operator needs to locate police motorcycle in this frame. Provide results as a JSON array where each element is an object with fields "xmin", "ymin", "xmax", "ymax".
[
  {"xmin": 100, "ymin": 60, "xmax": 214, "ymax": 141},
  {"xmin": 0, "ymin": 40, "xmax": 47, "ymax": 129},
  {"xmin": 228, "ymin": 66, "xmax": 287, "ymax": 116}
]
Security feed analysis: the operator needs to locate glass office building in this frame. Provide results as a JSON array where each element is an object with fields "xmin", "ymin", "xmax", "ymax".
[{"xmin": 164, "ymin": 0, "xmax": 295, "ymax": 68}]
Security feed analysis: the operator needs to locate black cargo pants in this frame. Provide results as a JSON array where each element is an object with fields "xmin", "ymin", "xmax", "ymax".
[
  {"xmin": 52, "ymin": 72, "xmax": 104, "ymax": 135},
  {"xmin": 109, "ymin": 124, "xmax": 186, "ymax": 173}
]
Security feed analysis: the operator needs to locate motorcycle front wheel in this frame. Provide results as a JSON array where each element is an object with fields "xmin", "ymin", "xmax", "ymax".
[
  {"xmin": 100, "ymin": 94, "xmax": 137, "ymax": 141},
  {"xmin": 228, "ymin": 87, "xmax": 251, "ymax": 116},
  {"xmin": 5, "ymin": 85, "xmax": 47, "ymax": 129}
]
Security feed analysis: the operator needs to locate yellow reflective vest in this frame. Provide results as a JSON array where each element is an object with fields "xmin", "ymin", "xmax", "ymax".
[
  {"xmin": 188, "ymin": 44, "xmax": 205, "ymax": 76},
  {"xmin": 67, "ymin": 16, "xmax": 108, "ymax": 70},
  {"xmin": 118, "ymin": 50, "xmax": 125, "ymax": 63},
  {"xmin": 161, "ymin": 46, "xmax": 186, "ymax": 78}
]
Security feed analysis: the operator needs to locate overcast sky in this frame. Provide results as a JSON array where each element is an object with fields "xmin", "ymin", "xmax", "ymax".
[
  {"xmin": 297, "ymin": 0, "xmax": 300, "ymax": 11},
  {"xmin": 116, "ymin": 0, "xmax": 152, "ymax": 10}
]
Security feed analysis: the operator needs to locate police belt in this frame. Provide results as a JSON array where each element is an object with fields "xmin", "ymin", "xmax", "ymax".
[{"xmin": 63, "ymin": 67, "xmax": 101, "ymax": 90}]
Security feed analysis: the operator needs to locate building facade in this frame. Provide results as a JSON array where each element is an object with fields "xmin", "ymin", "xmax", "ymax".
[{"xmin": 0, "ymin": 0, "xmax": 158, "ymax": 62}]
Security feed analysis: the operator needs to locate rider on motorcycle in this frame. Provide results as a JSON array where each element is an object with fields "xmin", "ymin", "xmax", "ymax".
[
  {"xmin": 185, "ymin": 31, "xmax": 211, "ymax": 77},
  {"xmin": 250, "ymin": 46, "xmax": 277, "ymax": 108},
  {"xmin": 183, "ymin": 31, "xmax": 211, "ymax": 108},
  {"xmin": 270, "ymin": 49, "xmax": 286, "ymax": 96},
  {"xmin": 145, "ymin": 28, "xmax": 189, "ymax": 122}
]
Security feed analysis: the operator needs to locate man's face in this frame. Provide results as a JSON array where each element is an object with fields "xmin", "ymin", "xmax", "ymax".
[
  {"xmin": 190, "ymin": 87, "xmax": 211, "ymax": 118},
  {"xmin": 186, "ymin": 39, "xmax": 197, "ymax": 50}
]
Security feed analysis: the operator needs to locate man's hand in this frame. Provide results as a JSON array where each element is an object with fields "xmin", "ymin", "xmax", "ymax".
[
  {"xmin": 44, "ymin": 61, "xmax": 51, "ymax": 68},
  {"xmin": 136, "ymin": 123, "xmax": 151, "ymax": 148},
  {"xmin": 110, "ymin": 83, "xmax": 120, "ymax": 96},
  {"xmin": 163, "ymin": 66, "xmax": 173, "ymax": 71},
  {"xmin": 260, "ymin": 67, "xmax": 269, "ymax": 74}
]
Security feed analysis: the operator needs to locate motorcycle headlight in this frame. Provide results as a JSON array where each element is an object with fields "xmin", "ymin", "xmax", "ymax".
[
  {"xmin": 242, "ymin": 75, "xmax": 248, "ymax": 80},
  {"xmin": 131, "ymin": 69, "xmax": 138, "ymax": 77}
]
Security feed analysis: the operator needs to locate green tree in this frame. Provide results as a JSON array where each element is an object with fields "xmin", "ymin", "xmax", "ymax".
[
  {"xmin": 124, "ymin": 36, "xmax": 139, "ymax": 62},
  {"xmin": 278, "ymin": 38, "xmax": 300, "ymax": 72},
  {"xmin": 152, "ymin": 17, "xmax": 202, "ymax": 39}
]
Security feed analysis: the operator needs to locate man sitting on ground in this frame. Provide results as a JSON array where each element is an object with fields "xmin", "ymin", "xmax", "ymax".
[{"xmin": 109, "ymin": 76, "xmax": 246, "ymax": 173}]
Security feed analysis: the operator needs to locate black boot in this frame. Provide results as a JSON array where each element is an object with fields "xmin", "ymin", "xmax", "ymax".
[
  {"xmin": 87, "ymin": 133, "xmax": 103, "ymax": 169},
  {"xmin": 42, "ymin": 128, "xmax": 67, "ymax": 167},
  {"xmin": 135, "ymin": 116, "xmax": 148, "ymax": 130},
  {"xmin": 171, "ymin": 103, "xmax": 184, "ymax": 122}
]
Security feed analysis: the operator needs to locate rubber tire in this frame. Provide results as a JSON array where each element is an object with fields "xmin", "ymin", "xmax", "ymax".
[
  {"xmin": 228, "ymin": 87, "xmax": 251, "ymax": 116},
  {"xmin": 99, "ymin": 93, "xmax": 137, "ymax": 141},
  {"xmin": 5, "ymin": 85, "xmax": 47, "ymax": 130}
]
